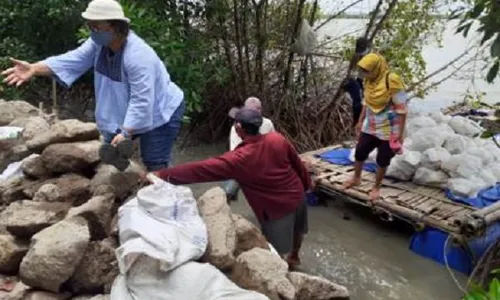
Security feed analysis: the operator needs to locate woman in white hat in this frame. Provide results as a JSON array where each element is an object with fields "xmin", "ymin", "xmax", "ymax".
[{"xmin": 1, "ymin": 0, "xmax": 185, "ymax": 171}]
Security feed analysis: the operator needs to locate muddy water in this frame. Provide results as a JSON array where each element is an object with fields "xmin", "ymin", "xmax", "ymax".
[{"xmin": 170, "ymin": 142, "xmax": 467, "ymax": 300}]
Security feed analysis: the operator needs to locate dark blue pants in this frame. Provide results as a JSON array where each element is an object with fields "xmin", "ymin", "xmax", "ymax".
[{"xmin": 102, "ymin": 101, "xmax": 185, "ymax": 171}]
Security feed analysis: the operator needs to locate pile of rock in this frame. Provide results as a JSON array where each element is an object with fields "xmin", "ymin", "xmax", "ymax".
[{"xmin": 0, "ymin": 100, "xmax": 349, "ymax": 300}]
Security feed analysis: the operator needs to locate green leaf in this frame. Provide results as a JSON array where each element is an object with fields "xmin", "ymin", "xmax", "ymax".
[
  {"xmin": 491, "ymin": 34, "xmax": 500, "ymax": 57},
  {"xmin": 491, "ymin": 269, "xmax": 500, "ymax": 275},
  {"xmin": 463, "ymin": 290, "xmax": 488, "ymax": 300},
  {"xmin": 481, "ymin": 29, "xmax": 496, "ymax": 45},
  {"xmin": 470, "ymin": 2, "xmax": 485, "ymax": 18},
  {"xmin": 487, "ymin": 61, "xmax": 499, "ymax": 83},
  {"xmin": 489, "ymin": 278, "xmax": 500, "ymax": 299}
]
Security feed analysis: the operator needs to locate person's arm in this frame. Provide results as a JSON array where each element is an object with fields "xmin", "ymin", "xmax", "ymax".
[
  {"xmin": 155, "ymin": 152, "xmax": 238, "ymax": 185},
  {"xmin": 122, "ymin": 59, "xmax": 157, "ymax": 134},
  {"xmin": 393, "ymin": 90, "xmax": 408, "ymax": 142},
  {"xmin": 42, "ymin": 38, "xmax": 97, "ymax": 88},
  {"xmin": 286, "ymin": 140, "xmax": 312, "ymax": 191}
]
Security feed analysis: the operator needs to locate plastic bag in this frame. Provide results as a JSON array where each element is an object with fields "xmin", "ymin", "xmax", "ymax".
[
  {"xmin": 437, "ymin": 123, "xmax": 455, "ymax": 135},
  {"xmin": 421, "ymin": 147, "xmax": 451, "ymax": 170},
  {"xmin": 407, "ymin": 116, "xmax": 437, "ymax": 134},
  {"xmin": 442, "ymin": 154, "xmax": 481, "ymax": 176},
  {"xmin": 456, "ymin": 159, "xmax": 482, "ymax": 179},
  {"xmin": 448, "ymin": 177, "xmax": 487, "ymax": 198},
  {"xmin": 412, "ymin": 167, "xmax": 449, "ymax": 188},
  {"xmin": 0, "ymin": 126, "xmax": 23, "ymax": 140},
  {"xmin": 291, "ymin": 19, "xmax": 317, "ymax": 56},
  {"xmin": 386, "ymin": 150, "xmax": 421, "ymax": 181},
  {"xmin": 448, "ymin": 116, "xmax": 483, "ymax": 137},
  {"xmin": 115, "ymin": 178, "xmax": 208, "ymax": 275},
  {"xmin": 112, "ymin": 258, "xmax": 269, "ymax": 300},
  {"xmin": 478, "ymin": 169, "xmax": 497, "ymax": 188},
  {"xmin": 489, "ymin": 164, "xmax": 500, "ymax": 181},
  {"xmin": 428, "ymin": 112, "xmax": 452, "ymax": 125},
  {"xmin": 443, "ymin": 134, "xmax": 475, "ymax": 155},
  {"xmin": 409, "ymin": 127, "xmax": 447, "ymax": 152},
  {"xmin": 466, "ymin": 147, "xmax": 495, "ymax": 166}
]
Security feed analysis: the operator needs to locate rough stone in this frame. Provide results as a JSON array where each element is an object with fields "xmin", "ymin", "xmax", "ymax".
[
  {"xmin": 22, "ymin": 154, "xmax": 51, "ymax": 179},
  {"xmin": 19, "ymin": 217, "xmax": 90, "ymax": 293},
  {"xmin": 23, "ymin": 291, "xmax": 72, "ymax": 300},
  {"xmin": 90, "ymin": 162, "xmax": 142, "ymax": 200},
  {"xmin": 33, "ymin": 184, "xmax": 60, "ymax": 202},
  {"xmin": 0, "ymin": 100, "xmax": 39, "ymax": 126},
  {"xmin": 231, "ymin": 248, "xmax": 295, "ymax": 300},
  {"xmin": 40, "ymin": 140, "xmax": 101, "ymax": 174},
  {"xmin": 232, "ymin": 214, "xmax": 269, "ymax": 257},
  {"xmin": 0, "ymin": 140, "xmax": 30, "ymax": 173},
  {"xmin": 69, "ymin": 239, "xmax": 119, "ymax": 294},
  {"xmin": 0, "ymin": 201, "xmax": 70, "ymax": 238},
  {"xmin": 198, "ymin": 188, "xmax": 236, "ymax": 270},
  {"xmin": 54, "ymin": 174, "xmax": 91, "ymax": 206},
  {"xmin": 66, "ymin": 193, "xmax": 115, "ymax": 240},
  {"xmin": 0, "ymin": 234, "xmax": 29, "ymax": 274},
  {"xmin": 70, "ymin": 295, "xmax": 109, "ymax": 300},
  {"xmin": 9, "ymin": 116, "xmax": 50, "ymax": 140},
  {"xmin": 27, "ymin": 119, "xmax": 100, "ymax": 153},
  {"xmin": 287, "ymin": 272, "xmax": 350, "ymax": 300},
  {"xmin": 0, "ymin": 177, "xmax": 24, "ymax": 205}
]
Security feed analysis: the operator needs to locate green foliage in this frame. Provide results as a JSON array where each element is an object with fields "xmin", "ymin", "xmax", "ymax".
[
  {"xmin": 0, "ymin": 0, "xmax": 87, "ymax": 98},
  {"xmin": 455, "ymin": 0, "xmax": 500, "ymax": 82},
  {"xmin": 463, "ymin": 269, "xmax": 500, "ymax": 300}
]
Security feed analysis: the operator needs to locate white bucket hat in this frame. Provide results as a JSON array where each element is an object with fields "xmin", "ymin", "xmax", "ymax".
[{"xmin": 81, "ymin": 0, "xmax": 130, "ymax": 23}]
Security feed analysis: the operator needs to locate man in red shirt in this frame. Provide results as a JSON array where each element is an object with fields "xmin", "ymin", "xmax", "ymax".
[{"xmin": 151, "ymin": 108, "xmax": 311, "ymax": 268}]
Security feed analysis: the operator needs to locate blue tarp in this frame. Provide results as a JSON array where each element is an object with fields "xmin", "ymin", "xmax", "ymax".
[{"xmin": 317, "ymin": 148, "xmax": 500, "ymax": 275}]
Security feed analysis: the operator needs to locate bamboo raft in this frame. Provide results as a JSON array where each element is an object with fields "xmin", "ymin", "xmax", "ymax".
[{"xmin": 301, "ymin": 144, "xmax": 500, "ymax": 238}]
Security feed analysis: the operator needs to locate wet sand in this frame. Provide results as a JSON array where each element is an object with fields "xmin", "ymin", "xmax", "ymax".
[{"xmin": 170, "ymin": 143, "xmax": 467, "ymax": 300}]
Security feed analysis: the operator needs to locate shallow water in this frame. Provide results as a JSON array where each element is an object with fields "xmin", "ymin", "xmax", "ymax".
[{"xmin": 170, "ymin": 142, "xmax": 467, "ymax": 300}]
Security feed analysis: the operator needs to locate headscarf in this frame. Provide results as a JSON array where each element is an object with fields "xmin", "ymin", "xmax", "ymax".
[{"xmin": 357, "ymin": 53, "xmax": 405, "ymax": 114}]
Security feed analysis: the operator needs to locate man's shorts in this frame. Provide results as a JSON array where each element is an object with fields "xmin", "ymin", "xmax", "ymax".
[
  {"xmin": 355, "ymin": 133, "xmax": 396, "ymax": 168},
  {"xmin": 259, "ymin": 199, "xmax": 308, "ymax": 255}
]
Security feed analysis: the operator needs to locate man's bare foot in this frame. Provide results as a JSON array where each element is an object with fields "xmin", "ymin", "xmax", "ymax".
[
  {"xmin": 369, "ymin": 187, "xmax": 381, "ymax": 201},
  {"xmin": 342, "ymin": 177, "xmax": 361, "ymax": 190}
]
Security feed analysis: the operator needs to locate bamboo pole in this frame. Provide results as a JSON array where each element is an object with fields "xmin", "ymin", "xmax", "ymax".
[{"xmin": 471, "ymin": 201, "xmax": 500, "ymax": 218}]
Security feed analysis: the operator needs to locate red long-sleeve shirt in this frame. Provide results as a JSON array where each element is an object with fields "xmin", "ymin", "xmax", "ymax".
[{"xmin": 157, "ymin": 132, "xmax": 311, "ymax": 221}]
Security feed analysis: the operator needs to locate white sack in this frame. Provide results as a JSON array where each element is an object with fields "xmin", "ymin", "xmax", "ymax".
[
  {"xmin": 421, "ymin": 147, "xmax": 451, "ymax": 170},
  {"xmin": 478, "ymin": 169, "xmax": 497, "ymax": 188},
  {"xmin": 413, "ymin": 167, "xmax": 449, "ymax": 188},
  {"xmin": 443, "ymin": 134, "xmax": 475, "ymax": 155},
  {"xmin": 409, "ymin": 127, "xmax": 447, "ymax": 152},
  {"xmin": 0, "ymin": 126, "xmax": 23, "ymax": 140},
  {"xmin": 490, "ymin": 163, "xmax": 500, "ymax": 181},
  {"xmin": 0, "ymin": 154, "xmax": 38, "ymax": 181},
  {"xmin": 407, "ymin": 116, "xmax": 437, "ymax": 133},
  {"xmin": 448, "ymin": 116, "xmax": 483, "ymax": 137},
  {"xmin": 386, "ymin": 150, "xmax": 422, "ymax": 181},
  {"xmin": 442, "ymin": 154, "xmax": 482, "ymax": 177},
  {"xmin": 447, "ymin": 177, "xmax": 486, "ymax": 198},
  {"xmin": 115, "ymin": 179, "xmax": 208, "ymax": 276},
  {"xmin": 428, "ymin": 112, "xmax": 452, "ymax": 124},
  {"xmin": 112, "ymin": 257, "xmax": 269, "ymax": 300},
  {"xmin": 466, "ymin": 147, "xmax": 495, "ymax": 166}
]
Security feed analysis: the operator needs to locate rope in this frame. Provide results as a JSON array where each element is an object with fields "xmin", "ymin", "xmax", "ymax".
[{"xmin": 444, "ymin": 235, "xmax": 467, "ymax": 294}]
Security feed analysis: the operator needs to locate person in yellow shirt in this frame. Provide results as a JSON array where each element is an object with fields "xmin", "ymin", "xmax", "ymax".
[{"xmin": 342, "ymin": 53, "xmax": 408, "ymax": 201}]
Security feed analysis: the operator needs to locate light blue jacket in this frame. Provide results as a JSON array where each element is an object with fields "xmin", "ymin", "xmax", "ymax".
[{"xmin": 44, "ymin": 32, "xmax": 184, "ymax": 135}]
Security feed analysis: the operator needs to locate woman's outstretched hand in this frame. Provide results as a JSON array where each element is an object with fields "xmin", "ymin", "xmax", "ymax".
[{"xmin": 1, "ymin": 58, "xmax": 35, "ymax": 87}]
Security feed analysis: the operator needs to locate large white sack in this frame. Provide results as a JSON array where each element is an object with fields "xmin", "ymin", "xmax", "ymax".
[
  {"xmin": 437, "ymin": 123, "xmax": 455, "ymax": 135},
  {"xmin": 484, "ymin": 142, "xmax": 500, "ymax": 162},
  {"xmin": 456, "ymin": 160, "xmax": 482, "ymax": 179},
  {"xmin": 111, "ymin": 258, "xmax": 269, "ymax": 300},
  {"xmin": 115, "ymin": 178, "xmax": 208, "ymax": 275},
  {"xmin": 478, "ymin": 169, "xmax": 497, "ymax": 188},
  {"xmin": 490, "ymin": 163, "xmax": 500, "ymax": 181},
  {"xmin": 413, "ymin": 167, "xmax": 449, "ymax": 188},
  {"xmin": 466, "ymin": 147, "xmax": 495, "ymax": 166},
  {"xmin": 386, "ymin": 150, "xmax": 422, "ymax": 181},
  {"xmin": 407, "ymin": 116, "xmax": 437, "ymax": 134},
  {"xmin": 421, "ymin": 147, "xmax": 451, "ymax": 170},
  {"xmin": 409, "ymin": 127, "xmax": 447, "ymax": 152},
  {"xmin": 448, "ymin": 177, "xmax": 487, "ymax": 198},
  {"xmin": 448, "ymin": 116, "xmax": 483, "ymax": 137},
  {"xmin": 428, "ymin": 112, "xmax": 452, "ymax": 125},
  {"xmin": 443, "ymin": 134, "xmax": 475, "ymax": 155},
  {"xmin": 442, "ymin": 154, "xmax": 482, "ymax": 177}
]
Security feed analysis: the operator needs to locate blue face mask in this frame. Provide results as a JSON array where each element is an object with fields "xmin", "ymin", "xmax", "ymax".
[{"xmin": 91, "ymin": 31, "xmax": 114, "ymax": 46}]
